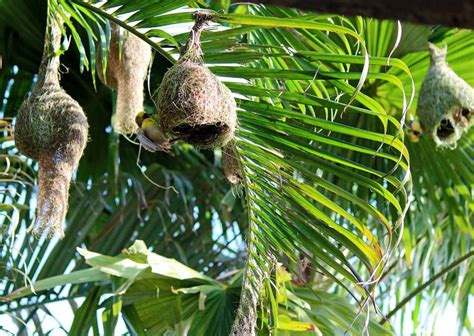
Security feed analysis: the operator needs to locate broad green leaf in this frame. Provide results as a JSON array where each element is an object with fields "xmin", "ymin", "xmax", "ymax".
[{"xmin": 69, "ymin": 287, "xmax": 103, "ymax": 336}]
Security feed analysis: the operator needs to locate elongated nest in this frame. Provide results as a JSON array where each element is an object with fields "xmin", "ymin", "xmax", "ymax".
[
  {"xmin": 222, "ymin": 142, "xmax": 242, "ymax": 184},
  {"xmin": 417, "ymin": 43, "xmax": 474, "ymax": 148},
  {"xmin": 154, "ymin": 13, "xmax": 237, "ymax": 149},
  {"xmin": 97, "ymin": 23, "xmax": 152, "ymax": 135},
  {"xmin": 14, "ymin": 13, "xmax": 88, "ymax": 238}
]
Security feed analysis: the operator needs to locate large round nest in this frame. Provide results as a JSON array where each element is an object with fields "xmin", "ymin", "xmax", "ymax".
[
  {"xmin": 417, "ymin": 43, "xmax": 474, "ymax": 148},
  {"xmin": 156, "ymin": 62, "xmax": 236, "ymax": 148},
  {"xmin": 15, "ymin": 86, "xmax": 87, "ymax": 162},
  {"xmin": 154, "ymin": 13, "xmax": 237, "ymax": 149}
]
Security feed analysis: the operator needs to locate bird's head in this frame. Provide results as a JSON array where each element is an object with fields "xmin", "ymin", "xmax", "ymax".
[
  {"xmin": 407, "ymin": 119, "xmax": 423, "ymax": 143},
  {"xmin": 135, "ymin": 111, "xmax": 150, "ymax": 128}
]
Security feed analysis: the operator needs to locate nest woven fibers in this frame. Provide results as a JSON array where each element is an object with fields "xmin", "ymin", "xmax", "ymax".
[
  {"xmin": 154, "ymin": 12, "xmax": 237, "ymax": 149},
  {"xmin": 97, "ymin": 23, "xmax": 152, "ymax": 135},
  {"xmin": 222, "ymin": 142, "xmax": 242, "ymax": 185},
  {"xmin": 14, "ymin": 12, "xmax": 89, "ymax": 238},
  {"xmin": 417, "ymin": 43, "xmax": 474, "ymax": 148}
]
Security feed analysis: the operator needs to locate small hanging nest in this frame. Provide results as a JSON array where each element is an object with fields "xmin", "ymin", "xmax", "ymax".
[
  {"xmin": 417, "ymin": 43, "xmax": 474, "ymax": 148},
  {"xmin": 153, "ymin": 13, "xmax": 237, "ymax": 149},
  {"xmin": 97, "ymin": 23, "xmax": 152, "ymax": 135},
  {"xmin": 222, "ymin": 142, "xmax": 242, "ymax": 185},
  {"xmin": 14, "ymin": 13, "xmax": 89, "ymax": 238}
]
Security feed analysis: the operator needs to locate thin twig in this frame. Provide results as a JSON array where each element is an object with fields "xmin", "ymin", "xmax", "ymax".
[
  {"xmin": 382, "ymin": 250, "xmax": 474, "ymax": 323},
  {"xmin": 136, "ymin": 145, "xmax": 178, "ymax": 193}
]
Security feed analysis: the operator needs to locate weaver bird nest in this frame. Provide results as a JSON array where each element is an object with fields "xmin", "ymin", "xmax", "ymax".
[
  {"xmin": 222, "ymin": 142, "xmax": 242, "ymax": 185},
  {"xmin": 416, "ymin": 43, "xmax": 474, "ymax": 148},
  {"xmin": 15, "ymin": 13, "xmax": 89, "ymax": 238},
  {"xmin": 97, "ymin": 23, "xmax": 152, "ymax": 135},
  {"xmin": 153, "ymin": 13, "xmax": 237, "ymax": 149}
]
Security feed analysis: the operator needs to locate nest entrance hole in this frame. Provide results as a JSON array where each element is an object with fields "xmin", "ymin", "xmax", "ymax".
[
  {"xmin": 436, "ymin": 118, "xmax": 455, "ymax": 139},
  {"xmin": 172, "ymin": 122, "xmax": 229, "ymax": 146}
]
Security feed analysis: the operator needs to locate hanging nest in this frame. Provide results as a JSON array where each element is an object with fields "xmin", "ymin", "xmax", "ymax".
[
  {"xmin": 222, "ymin": 142, "xmax": 242, "ymax": 184},
  {"xmin": 416, "ymin": 43, "xmax": 474, "ymax": 148},
  {"xmin": 14, "ymin": 13, "xmax": 89, "ymax": 238},
  {"xmin": 97, "ymin": 23, "xmax": 152, "ymax": 135},
  {"xmin": 153, "ymin": 13, "xmax": 237, "ymax": 149}
]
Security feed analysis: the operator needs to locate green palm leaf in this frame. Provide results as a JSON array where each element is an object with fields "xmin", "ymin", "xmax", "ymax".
[
  {"xmin": 38, "ymin": 1, "xmax": 413, "ymax": 331},
  {"xmin": 6, "ymin": 0, "xmax": 473, "ymax": 335}
]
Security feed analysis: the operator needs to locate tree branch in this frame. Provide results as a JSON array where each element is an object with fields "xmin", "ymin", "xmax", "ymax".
[{"xmin": 383, "ymin": 249, "xmax": 474, "ymax": 323}]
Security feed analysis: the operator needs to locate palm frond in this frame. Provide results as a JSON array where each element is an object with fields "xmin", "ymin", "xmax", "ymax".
[
  {"xmin": 358, "ymin": 20, "xmax": 474, "ymax": 333},
  {"xmin": 52, "ymin": 1, "xmax": 413, "ymax": 329},
  {"xmin": 10, "ymin": 0, "xmax": 474, "ymax": 334}
]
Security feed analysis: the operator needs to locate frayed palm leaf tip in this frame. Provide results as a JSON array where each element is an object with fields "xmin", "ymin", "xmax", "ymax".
[
  {"xmin": 97, "ymin": 23, "xmax": 152, "ymax": 135},
  {"xmin": 222, "ymin": 142, "xmax": 242, "ymax": 184},
  {"xmin": 417, "ymin": 43, "xmax": 474, "ymax": 148},
  {"xmin": 154, "ymin": 13, "xmax": 237, "ymax": 149},
  {"xmin": 14, "ymin": 14, "xmax": 88, "ymax": 239}
]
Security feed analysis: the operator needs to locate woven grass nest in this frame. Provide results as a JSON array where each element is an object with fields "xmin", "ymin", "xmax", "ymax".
[
  {"xmin": 14, "ymin": 14, "xmax": 89, "ymax": 238},
  {"xmin": 153, "ymin": 13, "xmax": 237, "ymax": 149},
  {"xmin": 417, "ymin": 43, "xmax": 474, "ymax": 148},
  {"xmin": 222, "ymin": 142, "xmax": 242, "ymax": 185},
  {"xmin": 97, "ymin": 23, "xmax": 152, "ymax": 135}
]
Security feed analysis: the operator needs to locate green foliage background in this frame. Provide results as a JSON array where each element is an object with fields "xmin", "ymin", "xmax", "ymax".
[{"xmin": 0, "ymin": 0, "xmax": 472, "ymax": 335}]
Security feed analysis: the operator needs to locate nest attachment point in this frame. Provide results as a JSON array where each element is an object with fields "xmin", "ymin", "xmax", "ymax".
[
  {"xmin": 416, "ymin": 43, "xmax": 474, "ymax": 148},
  {"xmin": 154, "ymin": 13, "xmax": 237, "ymax": 149}
]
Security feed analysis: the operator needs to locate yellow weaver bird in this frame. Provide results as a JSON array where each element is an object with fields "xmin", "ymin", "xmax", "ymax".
[
  {"xmin": 135, "ymin": 111, "xmax": 149, "ymax": 128},
  {"xmin": 141, "ymin": 118, "xmax": 169, "ymax": 145},
  {"xmin": 406, "ymin": 120, "xmax": 423, "ymax": 143},
  {"xmin": 135, "ymin": 112, "xmax": 171, "ymax": 152}
]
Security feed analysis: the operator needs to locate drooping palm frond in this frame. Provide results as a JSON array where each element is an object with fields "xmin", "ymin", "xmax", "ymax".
[
  {"xmin": 355, "ymin": 20, "xmax": 474, "ymax": 334},
  {"xmin": 2, "ymin": 1, "xmax": 472, "ymax": 334},
  {"xmin": 210, "ymin": 8, "xmax": 412, "ymax": 331},
  {"xmin": 0, "ymin": 1, "xmax": 416, "ymax": 334},
  {"xmin": 370, "ymin": 27, "xmax": 474, "ymax": 334}
]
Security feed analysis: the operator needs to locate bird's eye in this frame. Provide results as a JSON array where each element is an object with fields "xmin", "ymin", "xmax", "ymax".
[{"xmin": 413, "ymin": 131, "xmax": 420, "ymax": 136}]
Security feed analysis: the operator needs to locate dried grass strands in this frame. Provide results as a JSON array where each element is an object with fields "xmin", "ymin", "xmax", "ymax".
[
  {"xmin": 14, "ymin": 10, "xmax": 88, "ymax": 238},
  {"xmin": 222, "ymin": 142, "xmax": 242, "ymax": 185},
  {"xmin": 98, "ymin": 23, "xmax": 152, "ymax": 135},
  {"xmin": 154, "ymin": 13, "xmax": 237, "ymax": 149}
]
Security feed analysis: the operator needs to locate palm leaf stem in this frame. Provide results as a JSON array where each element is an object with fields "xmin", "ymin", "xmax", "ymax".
[{"xmin": 383, "ymin": 250, "xmax": 474, "ymax": 322}]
